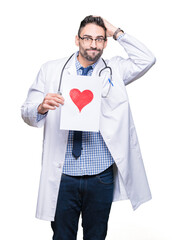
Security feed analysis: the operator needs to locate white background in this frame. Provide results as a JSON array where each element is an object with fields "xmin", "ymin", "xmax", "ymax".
[{"xmin": 0, "ymin": 0, "xmax": 193, "ymax": 239}]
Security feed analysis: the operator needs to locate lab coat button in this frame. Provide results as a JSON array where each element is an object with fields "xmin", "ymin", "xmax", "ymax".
[{"xmin": 58, "ymin": 163, "xmax": 62, "ymax": 168}]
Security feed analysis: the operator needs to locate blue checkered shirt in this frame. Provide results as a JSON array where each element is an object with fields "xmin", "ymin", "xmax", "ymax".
[{"xmin": 63, "ymin": 52, "xmax": 114, "ymax": 176}]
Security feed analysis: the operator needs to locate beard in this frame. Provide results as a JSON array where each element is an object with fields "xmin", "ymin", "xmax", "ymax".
[{"xmin": 79, "ymin": 47, "xmax": 103, "ymax": 62}]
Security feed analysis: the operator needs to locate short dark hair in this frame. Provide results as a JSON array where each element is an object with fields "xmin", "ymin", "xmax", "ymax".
[{"xmin": 78, "ymin": 15, "xmax": 107, "ymax": 39}]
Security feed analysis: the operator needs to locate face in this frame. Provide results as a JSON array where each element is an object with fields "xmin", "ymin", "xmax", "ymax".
[{"xmin": 75, "ymin": 23, "xmax": 107, "ymax": 66}]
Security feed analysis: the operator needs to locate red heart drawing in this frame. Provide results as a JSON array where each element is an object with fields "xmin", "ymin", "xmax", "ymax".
[{"xmin": 69, "ymin": 88, "xmax": 94, "ymax": 112}]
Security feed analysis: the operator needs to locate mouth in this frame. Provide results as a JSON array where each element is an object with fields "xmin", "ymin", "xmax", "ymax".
[
  {"xmin": 83, "ymin": 48, "xmax": 103, "ymax": 62},
  {"xmin": 86, "ymin": 49, "xmax": 100, "ymax": 53}
]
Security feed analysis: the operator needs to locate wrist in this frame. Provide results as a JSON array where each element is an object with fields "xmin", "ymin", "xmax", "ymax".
[
  {"xmin": 38, "ymin": 104, "xmax": 47, "ymax": 115},
  {"xmin": 113, "ymin": 28, "xmax": 124, "ymax": 40}
]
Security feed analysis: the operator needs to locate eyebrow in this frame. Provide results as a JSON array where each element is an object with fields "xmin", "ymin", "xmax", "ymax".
[{"xmin": 82, "ymin": 34, "xmax": 105, "ymax": 38}]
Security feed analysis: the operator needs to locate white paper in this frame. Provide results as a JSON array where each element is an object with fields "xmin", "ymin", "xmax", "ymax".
[{"xmin": 60, "ymin": 75, "xmax": 102, "ymax": 131}]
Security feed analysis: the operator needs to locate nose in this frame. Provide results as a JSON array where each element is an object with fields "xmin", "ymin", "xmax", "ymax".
[{"xmin": 90, "ymin": 39, "xmax": 97, "ymax": 48}]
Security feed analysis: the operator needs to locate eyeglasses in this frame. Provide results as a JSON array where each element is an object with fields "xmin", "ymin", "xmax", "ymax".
[{"xmin": 79, "ymin": 35, "xmax": 106, "ymax": 44}]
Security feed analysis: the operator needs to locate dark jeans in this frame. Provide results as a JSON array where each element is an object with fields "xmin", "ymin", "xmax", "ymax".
[{"xmin": 51, "ymin": 165, "xmax": 114, "ymax": 240}]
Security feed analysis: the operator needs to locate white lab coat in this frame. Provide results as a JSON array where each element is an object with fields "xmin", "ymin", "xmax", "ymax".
[{"xmin": 21, "ymin": 33, "xmax": 156, "ymax": 221}]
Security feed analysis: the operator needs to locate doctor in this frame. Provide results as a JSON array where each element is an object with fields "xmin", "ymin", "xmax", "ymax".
[{"xmin": 21, "ymin": 15, "xmax": 156, "ymax": 240}]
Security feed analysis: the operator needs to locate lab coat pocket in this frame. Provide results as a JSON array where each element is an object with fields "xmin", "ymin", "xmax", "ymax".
[
  {"xmin": 130, "ymin": 126, "xmax": 138, "ymax": 149},
  {"xmin": 130, "ymin": 126, "xmax": 143, "ymax": 162},
  {"xmin": 41, "ymin": 139, "xmax": 46, "ymax": 166},
  {"xmin": 102, "ymin": 78, "xmax": 128, "ymax": 111}
]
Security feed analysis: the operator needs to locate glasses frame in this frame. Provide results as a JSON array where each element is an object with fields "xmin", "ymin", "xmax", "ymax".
[{"xmin": 78, "ymin": 35, "xmax": 107, "ymax": 44}]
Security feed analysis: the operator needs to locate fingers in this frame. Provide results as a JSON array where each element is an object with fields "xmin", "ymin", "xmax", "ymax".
[
  {"xmin": 91, "ymin": 16, "xmax": 116, "ymax": 37},
  {"xmin": 38, "ymin": 93, "xmax": 64, "ymax": 114},
  {"xmin": 44, "ymin": 93, "xmax": 64, "ymax": 107},
  {"xmin": 102, "ymin": 18, "xmax": 117, "ymax": 38}
]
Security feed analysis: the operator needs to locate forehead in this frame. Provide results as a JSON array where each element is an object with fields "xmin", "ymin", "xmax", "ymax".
[{"xmin": 80, "ymin": 23, "xmax": 105, "ymax": 37}]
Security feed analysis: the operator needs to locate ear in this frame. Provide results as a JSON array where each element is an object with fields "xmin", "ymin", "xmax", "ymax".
[{"xmin": 75, "ymin": 35, "xmax": 79, "ymax": 47}]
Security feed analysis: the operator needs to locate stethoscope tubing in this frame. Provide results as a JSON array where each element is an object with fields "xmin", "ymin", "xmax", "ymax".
[{"xmin": 57, "ymin": 53, "xmax": 75, "ymax": 95}]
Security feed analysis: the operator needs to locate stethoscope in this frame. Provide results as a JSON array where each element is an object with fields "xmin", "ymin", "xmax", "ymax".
[{"xmin": 57, "ymin": 53, "xmax": 113, "ymax": 98}]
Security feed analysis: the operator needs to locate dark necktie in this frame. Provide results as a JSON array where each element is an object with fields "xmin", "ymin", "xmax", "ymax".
[{"xmin": 72, "ymin": 66, "xmax": 92, "ymax": 159}]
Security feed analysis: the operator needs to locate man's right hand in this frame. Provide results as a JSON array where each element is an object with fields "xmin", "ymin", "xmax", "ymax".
[{"xmin": 38, "ymin": 93, "xmax": 64, "ymax": 115}]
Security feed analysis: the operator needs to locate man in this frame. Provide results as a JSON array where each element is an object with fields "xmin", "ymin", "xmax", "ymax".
[{"xmin": 21, "ymin": 16, "xmax": 156, "ymax": 240}]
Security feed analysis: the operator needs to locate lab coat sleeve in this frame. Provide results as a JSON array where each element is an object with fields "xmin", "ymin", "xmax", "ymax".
[
  {"xmin": 21, "ymin": 66, "xmax": 46, "ymax": 128},
  {"xmin": 114, "ymin": 33, "xmax": 156, "ymax": 85}
]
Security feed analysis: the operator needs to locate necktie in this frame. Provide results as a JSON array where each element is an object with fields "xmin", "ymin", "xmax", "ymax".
[{"xmin": 72, "ymin": 66, "xmax": 92, "ymax": 159}]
